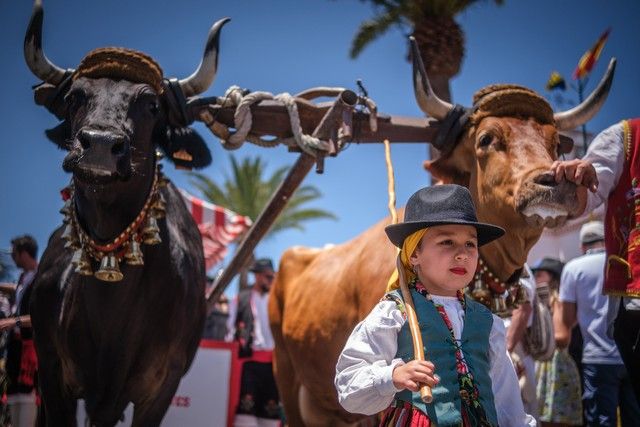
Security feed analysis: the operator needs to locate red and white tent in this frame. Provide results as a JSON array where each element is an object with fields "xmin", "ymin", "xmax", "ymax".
[{"xmin": 179, "ymin": 189, "xmax": 252, "ymax": 270}]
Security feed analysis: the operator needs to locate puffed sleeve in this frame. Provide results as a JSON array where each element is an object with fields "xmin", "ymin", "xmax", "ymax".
[
  {"xmin": 334, "ymin": 299, "xmax": 406, "ymax": 415},
  {"xmin": 489, "ymin": 314, "xmax": 537, "ymax": 427},
  {"xmin": 583, "ymin": 121, "xmax": 624, "ymax": 213}
]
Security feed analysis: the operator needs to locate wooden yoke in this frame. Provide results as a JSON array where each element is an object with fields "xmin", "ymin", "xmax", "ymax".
[
  {"xmin": 190, "ymin": 92, "xmax": 439, "ymax": 145},
  {"xmin": 384, "ymin": 140, "xmax": 432, "ymax": 404}
]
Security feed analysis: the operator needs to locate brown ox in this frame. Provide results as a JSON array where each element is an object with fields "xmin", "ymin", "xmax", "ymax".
[{"xmin": 269, "ymin": 46, "xmax": 615, "ymax": 426}]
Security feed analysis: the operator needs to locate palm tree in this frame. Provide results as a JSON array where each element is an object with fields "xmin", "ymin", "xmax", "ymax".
[
  {"xmin": 190, "ymin": 155, "xmax": 337, "ymax": 289},
  {"xmin": 349, "ymin": 0, "xmax": 504, "ymax": 102}
]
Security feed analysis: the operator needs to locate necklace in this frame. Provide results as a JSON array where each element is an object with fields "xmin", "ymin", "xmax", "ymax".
[
  {"xmin": 60, "ymin": 164, "xmax": 169, "ymax": 282},
  {"xmin": 468, "ymin": 258, "xmax": 526, "ymax": 317}
]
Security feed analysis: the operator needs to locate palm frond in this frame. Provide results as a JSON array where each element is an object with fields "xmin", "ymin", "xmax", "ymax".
[
  {"xmin": 189, "ymin": 172, "xmax": 229, "ymax": 206},
  {"xmin": 195, "ymin": 154, "xmax": 337, "ymax": 240},
  {"xmin": 271, "ymin": 208, "xmax": 338, "ymax": 235},
  {"xmin": 350, "ymin": 10, "xmax": 403, "ymax": 58}
]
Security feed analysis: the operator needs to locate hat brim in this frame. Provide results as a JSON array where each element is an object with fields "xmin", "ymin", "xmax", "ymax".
[
  {"xmin": 250, "ymin": 267, "xmax": 274, "ymax": 273},
  {"xmin": 385, "ymin": 220, "xmax": 505, "ymax": 248}
]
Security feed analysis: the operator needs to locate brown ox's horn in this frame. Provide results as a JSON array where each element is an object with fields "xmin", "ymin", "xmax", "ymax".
[
  {"xmin": 179, "ymin": 18, "xmax": 230, "ymax": 98},
  {"xmin": 554, "ymin": 58, "xmax": 616, "ymax": 131},
  {"xmin": 410, "ymin": 36, "xmax": 453, "ymax": 121},
  {"xmin": 24, "ymin": 0, "xmax": 67, "ymax": 85}
]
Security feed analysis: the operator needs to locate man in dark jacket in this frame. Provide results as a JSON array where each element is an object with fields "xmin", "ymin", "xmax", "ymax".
[
  {"xmin": 228, "ymin": 258, "xmax": 280, "ymax": 427},
  {"xmin": 3, "ymin": 236, "xmax": 38, "ymax": 427}
]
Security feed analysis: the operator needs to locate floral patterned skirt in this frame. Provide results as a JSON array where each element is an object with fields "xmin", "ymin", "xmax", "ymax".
[{"xmin": 536, "ymin": 348, "xmax": 583, "ymax": 424}]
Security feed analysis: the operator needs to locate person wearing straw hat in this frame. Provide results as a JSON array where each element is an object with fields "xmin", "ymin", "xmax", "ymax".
[{"xmin": 335, "ymin": 185, "xmax": 535, "ymax": 426}]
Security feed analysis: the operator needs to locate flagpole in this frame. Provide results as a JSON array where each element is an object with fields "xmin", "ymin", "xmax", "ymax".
[{"xmin": 577, "ymin": 78, "xmax": 589, "ymax": 156}]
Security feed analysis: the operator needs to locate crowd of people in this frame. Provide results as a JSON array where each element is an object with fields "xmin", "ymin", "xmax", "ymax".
[
  {"xmin": 529, "ymin": 221, "xmax": 639, "ymax": 426},
  {"xmin": 203, "ymin": 258, "xmax": 281, "ymax": 427}
]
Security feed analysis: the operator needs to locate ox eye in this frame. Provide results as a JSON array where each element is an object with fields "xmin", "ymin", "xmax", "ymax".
[
  {"xmin": 478, "ymin": 133, "xmax": 493, "ymax": 148},
  {"xmin": 65, "ymin": 91, "xmax": 86, "ymax": 116}
]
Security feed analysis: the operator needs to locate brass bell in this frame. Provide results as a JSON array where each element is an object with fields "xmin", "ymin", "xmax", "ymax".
[
  {"xmin": 94, "ymin": 253, "xmax": 124, "ymax": 282},
  {"xmin": 60, "ymin": 199, "xmax": 72, "ymax": 216},
  {"xmin": 61, "ymin": 224, "xmax": 80, "ymax": 249},
  {"xmin": 71, "ymin": 249, "xmax": 93, "ymax": 276},
  {"xmin": 471, "ymin": 277, "xmax": 491, "ymax": 301},
  {"xmin": 515, "ymin": 284, "xmax": 528, "ymax": 305},
  {"xmin": 151, "ymin": 194, "xmax": 166, "ymax": 218},
  {"xmin": 157, "ymin": 174, "xmax": 169, "ymax": 188},
  {"xmin": 124, "ymin": 238, "xmax": 144, "ymax": 266},
  {"xmin": 492, "ymin": 295, "xmax": 509, "ymax": 317},
  {"xmin": 142, "ymin": 216, "xmax": 162, "ymax": 245}
]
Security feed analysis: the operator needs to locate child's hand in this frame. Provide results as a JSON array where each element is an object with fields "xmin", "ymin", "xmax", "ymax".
[
  {"xmin": 392, "ymin": 360, "xmax": 438, "ymax": 392},
  {"xmin": 550, "ymin": 159, "xmax": 598, "ymax": 193}
]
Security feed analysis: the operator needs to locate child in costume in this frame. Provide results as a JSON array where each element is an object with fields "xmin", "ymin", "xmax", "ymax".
[{"xmin": 335, "ymin": 185, "xmax": 536, "ymax": 426}]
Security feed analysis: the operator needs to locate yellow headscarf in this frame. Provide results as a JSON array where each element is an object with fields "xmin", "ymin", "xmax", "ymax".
[{"xmin": 386, "ymin": 228, "xmax": 428, "ymax": 292}]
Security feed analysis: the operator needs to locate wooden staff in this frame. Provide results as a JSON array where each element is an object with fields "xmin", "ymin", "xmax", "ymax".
[{"xmin": 383, "ymin": 139, "xmax": 433, "ymax": 404}]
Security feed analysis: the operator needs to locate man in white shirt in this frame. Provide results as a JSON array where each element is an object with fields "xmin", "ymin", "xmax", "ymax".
[{"xmin": 227, "ymin": 258, "xmax": 279, "ymax": 427}]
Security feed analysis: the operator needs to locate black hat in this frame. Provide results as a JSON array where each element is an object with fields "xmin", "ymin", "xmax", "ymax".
[
  {"xmin": 385, "ymin": 185, "xmax": 505, "ymax": 248},
  {"xmin": 250, "ymin": 258, "xmax": 274, "ymax": 273},
  {"xmin": 531, "ymin": 257, "xmax": 564, "ymax": 279}
]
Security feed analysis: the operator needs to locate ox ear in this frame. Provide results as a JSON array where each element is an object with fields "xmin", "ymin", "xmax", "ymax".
[
  {"xmin": 558, "ymin": 134, "xmax": 574, "ymax": 155},
  {"xmin": 424, "ymin": 156, "xmax": 470, "ymax": 186},
  {"xmin": 158, "ymin": 127, "xmax": 212, "ymax": 170},
  {"xmin": 45, "ymin": 121, "xmax": 72, "ymax": 150}
]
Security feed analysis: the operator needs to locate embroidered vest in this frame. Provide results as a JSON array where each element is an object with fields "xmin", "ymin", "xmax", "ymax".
[
  {"xmin": 604, "ymin": 118, "xmax": 640, "ymax": 297},
  {"xmin": 390, "ymin": 289, "xmax": 498, "ymax": 426}
]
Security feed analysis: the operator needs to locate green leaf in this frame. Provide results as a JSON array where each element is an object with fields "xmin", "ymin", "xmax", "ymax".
[
  {"xmin": 191, "ymin": 154, "xmax": 337, "ymax": 240},
  {"xmin": 350, "ymin": 10, "xmax": 402, "ymax": 58}
]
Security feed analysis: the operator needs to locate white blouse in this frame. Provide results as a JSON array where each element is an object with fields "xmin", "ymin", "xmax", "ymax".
[{"xmin": 335, "ymin": 295, "xmax": 537, "ymax": 427}]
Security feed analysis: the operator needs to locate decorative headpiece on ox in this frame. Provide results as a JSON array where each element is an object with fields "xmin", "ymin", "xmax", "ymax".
[
  {"xmin": 410, "ymin": 38, "xmax": 614, "ymax": 309},
  {"xmin": 23, "ymin": 0, "xmax": 229, "ymax": 424}
]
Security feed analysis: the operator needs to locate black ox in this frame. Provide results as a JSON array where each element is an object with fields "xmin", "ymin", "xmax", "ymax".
[{"xmin": 23, "ymin": 1, "xmax": 228, "ymax": 425}]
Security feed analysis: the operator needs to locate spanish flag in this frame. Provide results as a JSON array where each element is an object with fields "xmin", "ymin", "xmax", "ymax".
[
  {"xmin": 573, "ymin": 28, "xmax": 611, "ymax": 80},
  {"xmin": 546, "ymin": 71, "xmax": 566, "ymax": 91}
]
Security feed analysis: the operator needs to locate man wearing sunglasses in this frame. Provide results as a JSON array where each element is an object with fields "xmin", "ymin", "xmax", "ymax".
[{"xmin": 228, "ymin": 258, "xmax": 280, "ymax": 427}]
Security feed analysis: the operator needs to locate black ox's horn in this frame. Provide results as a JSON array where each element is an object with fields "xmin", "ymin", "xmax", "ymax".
[
  {"xmin": 178, "ymin": 18, "xmax": 230, "ymax": 98},
  {"xmin": 24, "ymin": 0, "xmax": 68, "ymax": 85},
  {"xmin": 553, "ymin": 58, "xmax": 616, "ymax": 131},
  {"xmin": 410, "ymin": 36, "xmax": 454, "ymax": 121}
]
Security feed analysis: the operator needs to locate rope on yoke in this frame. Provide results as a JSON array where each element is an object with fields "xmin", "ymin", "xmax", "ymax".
[{"xmin": 202, "ymin": 85, "xmax": 331, "ymax": 157}]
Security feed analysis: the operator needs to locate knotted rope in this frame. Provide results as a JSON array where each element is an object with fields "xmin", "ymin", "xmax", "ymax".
[{"xmin": 199, "ymin": 86, "xmax": 332, "ymax": 157}]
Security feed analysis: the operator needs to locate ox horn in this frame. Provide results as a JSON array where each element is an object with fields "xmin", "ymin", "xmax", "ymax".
[
  {"xmin": 410, "ymin": 36, "xmax": 453, "ymax": 121},
  {"xmin": 554, "ymin": 58, "xmax": 616, "ymax": 131},
  {"xmin": 24, "ymin": 0, "xmax": 67, "ymax": 85},
  {"xmin": 179, "ymin": 17, "xmax": 230, "ymax": 98}
]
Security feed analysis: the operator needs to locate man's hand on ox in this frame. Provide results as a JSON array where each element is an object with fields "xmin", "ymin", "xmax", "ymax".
[
  {"xmin": 550, "ymin": 159, "xmax": 599, "ymax": 193},
  {"xmin": 551, "ymin": 159, "xmax": 598, "ymax": 218},
  {"xmin": 392, "ymin": 360, "xmax": 439, "ymax": 392}
]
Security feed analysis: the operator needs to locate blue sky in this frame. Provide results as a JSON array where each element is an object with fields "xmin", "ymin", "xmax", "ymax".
[{"xmin": 1, "ymin": 1, "xmax": 639, "ymax": 293}]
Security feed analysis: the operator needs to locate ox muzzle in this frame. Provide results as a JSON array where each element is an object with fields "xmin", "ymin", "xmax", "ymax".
[
  {"xmin": 63, "ymin": 128, "xmax": 131, "ymax": 183},
  {"xmin": 516, "ymin": 170, "xmax": 578, "ymax": 228}
]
